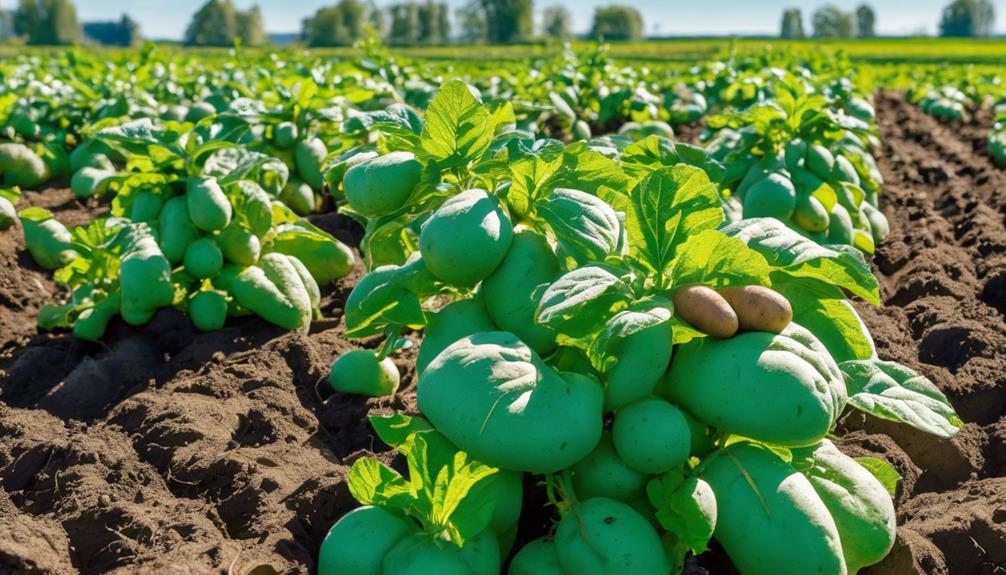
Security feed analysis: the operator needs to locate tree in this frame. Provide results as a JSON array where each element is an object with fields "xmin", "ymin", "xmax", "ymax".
[
  {"xmin": 780, "ymin": 8, "xmax": 805, "ymax": 38},
  {"xmin": 184, "ymin": 0, "xmax": 239, "ymax": 46},
  {"xmin": 812, "ymin": 4, "xmax": 854, "ymax": 38},
  {"xmin": 14, "ymin": 0, "xmax": 80, "ymax": 45},
  {"xmin": 590, "ymin": 5, "xmax": 643, "ymax": 41},
  {"xmin": 417, "ymin": 1, "xmax": 445, "ymax": 44},
  {"xmin": 479, "ymin": 0, "xmax": 533, "ymax": 43},
  {"xmin": 237, "ymin": 5, "xmax": 267, "ymax": 46},
  {"xmin": 83, "ymin": 14, "xmax": 141, "ymax": 46},
  {"xmin": 855, "ymin": 4, "xmax": 875, "ymax": 37},
  {"xmin": 939, "ymin": 0, "xmax": 995, "ymax": 37},
  {"xmin": 302, "ymin": 0, "xmax": 373, "ymax": 47},
  {"xmin": 542, "ymin": 5, "xmax": 571, "ymax": 39},
  {"xmin": 456, "ymin": 1, "xmax": 487, "ymax": 43},
  {"xmin": 388, "ymin": 3, "xmax": 420, "ymax": 44}
]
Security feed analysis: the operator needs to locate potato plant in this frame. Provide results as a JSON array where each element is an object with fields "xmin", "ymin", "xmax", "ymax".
[{"xmin": 319, "ymin": 79, "xmax": 963, "ymax": 574}]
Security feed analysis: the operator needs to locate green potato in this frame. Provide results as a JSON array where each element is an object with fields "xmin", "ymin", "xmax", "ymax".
[
  {"xmin": 573, "ymin": 120, "xmax": 592, "ymax": 140},
  {"xmin": 418, "ymin": 331, "xmax": 603, "ymax": 473},
  {"xmin": 416, "ymin": 297, "xmax": 497, "ymax": 374},
  {"xmin": 158, "ymin": 196, "xmax": 198, "ymax": 264},
  {"xmin": 783, "ymin": 141, "xmax": 808, "ymax": 173},
  {"xmin": 638, "ymin": 120, "xmax": 675, "ymax": 139},
  {"xmin": 827, "ymin": 204, "xmax": 855, "ymax": 245},
  {"xmin": 683, "ymin": 410, "xmax": 717, "ymax": 457},
  {"xmin": 328, "ymin": 349, "xmax": 400, "ymax": 397},
  {"xmin": 273, "ymin": 121, "xmax": 299, "ymax": 149},
  {"xmin": 612, "ymin": 397, "xmax": 691, "ymax": 475},
  {"xmin": 603, "ymin": 322, "xmax": 673, "ymax": 412},
  {"xmin": 189, "ymin": 290, "xmax": 228, "ymax": 332},
  {"xmin": 419, "ymin": 189, "xmax": 514, "ymax": 288},
  {"xmin": 187, "ymin": 176, "xmax": 232, "ymax": 232},
  {"xmin": 480, "ymin": 230, "xmax": 558, "ymax": 355},
  {"xmin": 69, "ymin": 140, "xmax": 114, "ymax": 172},
  {"xmin": 0, "ymin": 196, "xmax": 15, "ymax": 230},
  {"xmin": 280, "ymin": 176, "xmax": 316, "ymax": 215},
  {"xmin": 295, "ymin": 137, "xmax": 327, "ymax": 189},
  {"xmin": 129, "ymin": 191, "xmax": 164, "ymax": 223},
  {"xmin": 795, "ymin": 440, "xmax": 896, "ymax": 572},
  {"xmin": 793, "ymin": 193, "xmax": 830, "ymax": 233},
  {"xmin": 847, "ymin": 97, "xmax": 875, "ymax": 123},
  {"xmin": 270, "ymin": 224, "xmax": 354, "ymax": 285},
  {"xmin": 70, "ymin": 167, "xmax": 114, "ymax": 199},
  {"xmin": 0, "ymin": 143, "xmax": 50, "ymax": 188},
  {"xmin": 73, "ymin": 292, "xmax": 121, "ymax": 342},
  {"xmin": 382, "ymin": 531, "xmax": 500, "ymax": 575},
  {"xmin": 344, "ymin": 151, "xmax": 422, "ymax": 217},
  {"xmin": 701, "ymin": 443, "xmax": 846, "ymax": 575},
  {"xmin": 183, "ymin": 238, "xmax": 223, "ymax": 279},
  {"xmin": 20, "ymin": 210, "xmax": 77, "ymax": 270},
  {"xmin": 862, "ymin": 202, "xmax": 889, "ymax": 244},
  {"xmin": 508, "ymin": 538, "xmax": 564, "ymax": 575},
  {"xmin": 663, "ymin": 322, "xmax": 846, "ymax": 447},
  {"xmin": 225, "ymin": 253, "xmax": 318, "ymax": 331},
  {"xmin": 806, "ymin": 144, "xmax": 836, "ymax": 182},
  {"xmin": 554, "ymin": 497, "xmax": 670, "ymax": 575},
  {"xmin": 743, "ymin": 172, "xmax": 796, "ymax": 220},
  {"xmin": 832, "ymin": 154, "xmax": 860, "ymax": 186},
  {"xmin": 571, "ymin": 432, "xmax": 648, "ymax": 502},
  {"xmin": 318, "ymin": 506, "xmax": 417, "ymax": 575},
  {"xmin": 119, "ymin": 229, "xmax": 174, "ymax": 326},
  {"xmin": 217, "ymin": 223, "xmax": 261, "ymax": 266}
]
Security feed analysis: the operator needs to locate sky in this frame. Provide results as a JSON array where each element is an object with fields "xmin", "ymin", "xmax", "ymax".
[{"xmin": 5, "ymin": 0, "xmax": 1003, "ymax": 40}]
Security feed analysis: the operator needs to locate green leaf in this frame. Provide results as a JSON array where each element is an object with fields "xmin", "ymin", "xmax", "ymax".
[
  {"xmin": 369, "ymin": 413, "xmax": 435, "ymax": 448},
  {"xmin": 588, "ymin": 297, "xmax": 672, "ymax": 372},
  {"xmin": 722, "ymin": 218, "xmax": 879, "ymax": 304},
  {"xmin": 627, "ymin": 165, "xmax": 723, "ymax": 278},
  {"xmin": 344, "ymin": 258, "xmax": 428, "ymax": 338},
  {"xmin": 346, "ymin": 457, "xmax": 410, "ymax": 506},
  {"xmin": 855, "ymin": 456, "xmax": 901, "ymax": 496},
  {"xmin": 538, "ymin": 188, "xmax": 621, "ymax": 264},
  {"xmin": 647, "ymin": 470, "xmax": 717, "ymax": 554},
  {"xmin": 840, "ymin": 359, "xmax": 964, "ymax": 438},
  {"xmin": 420, "ymin": 80, "xmax": 492, "ymax": 169},
  {"xmin": 536, "ymin": 265, "xmax": 633, "ymax": 340},
  {"xmin": 506, "ymin": 154, "xmax": 562, "ymax": 218},
  {"xmin": 772, "ymin": 275, "xmax": 875, "ymax": 363},
  {"xmin": 670, "ymin": 229, "xmax": 773, "ymax": 288}
]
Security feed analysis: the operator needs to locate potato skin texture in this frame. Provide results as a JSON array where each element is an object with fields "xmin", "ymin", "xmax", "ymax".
[
  {"xmin": 663, "ymin": 323, "xmax": 846, "ymax": 447},
  {"xmin": 481, "ymin": 230, "xmax": 558, "ymax": 355},
  {"xmin": 612, "ymin": 397, "xmax": 692, "ymax": 475},
  {"xmin": 187, "ymin": 177, "xmax": 232, "ymax": 232},
  {"xmin": 318, "ymin": 506, "xmax": 417, "ymax": 575},
  {"xmin": 382, "ymin": 531, "xmax": 500, "ymax": 575},
  {"xmin": 672, "ymin": 284, "xmax": 738, "ymax": 338},
  {"xmin": 718, "ymin": 285, "xmax": 793, "ymax": 333},
  {"xmin": 416, "ymin": 297, "xmax": 497, "ymax": 374},
  {"xmin": 554, "ymin": 497, "xmax": 671, "ymax": 575},
  {"xmin": 743, "ymin": 172, "xmax": 796, "ymax": 220},
  {"xmin": 418, "ymin": 331, "xmax": 603, "ymax": 473},
  {"xmin": 797, "ymin": 440, "xmax": 896, "ymax": 572},
  {"xmin": 328, "ymin": 349, "xmax": 400, "ymax": 397},
  {"xmin": 189, "ymin": 290, "xmax": 228, "ymax": 332},
  {"xmin": 701, "ymin": 443, "xmax": 847, "ymax": 575},
  {"xmin": 571, "ymin": 432, "xmax": 648, "ymax": 502},
  {"xmin": 183, "ymin": 238, "xmax": 223, "ymax": 279},
  {"xmin": 508, "ymin": 538, "xmax": 565, "ymax": 575},
  {"xmin": 419, "ymin": 189, "xmax": 513, "ymax": 288},
  {"xmin": 344, "ymin": 151, "xmax": 422, "ymax": 217},
  {"xmin": 603, "ymin": 322, "xmax": 673, "ymax": 411},
  {"xmin": 793, "ymin": 193, "xmax": 829, "ymax": 233}
]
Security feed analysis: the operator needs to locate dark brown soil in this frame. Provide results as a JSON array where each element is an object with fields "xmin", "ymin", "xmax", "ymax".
[
  {"xmin": 1, "ymin": 91, "xmax": 1005, "ymax": 575},
  {"xmin": 852, "ymin": 91, "xmax": 1006, "ymax": 575}
]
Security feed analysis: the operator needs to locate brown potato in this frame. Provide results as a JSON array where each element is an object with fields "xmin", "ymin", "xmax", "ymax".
[
  {"xmin": 718, "ymin": 285, "xmax": 793, "ymax": 333},
  {"xmin": 672, "ymin": 285, "xmax": 739, "ymax": 338}
]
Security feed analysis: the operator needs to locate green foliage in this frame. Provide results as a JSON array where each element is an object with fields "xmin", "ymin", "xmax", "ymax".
[
  {"xmin": 13, "ymin": 0, "xmax": 80, "ymax": 45},
  {"xmin": 940, "ymin": 0, "xmax": 996, "ymax": 37},
  {"xmin": 591, "ymin": 5, "xmax": 644, "ymax": 41}
]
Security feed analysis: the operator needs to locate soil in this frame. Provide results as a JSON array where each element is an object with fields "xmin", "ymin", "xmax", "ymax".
[{"xmin": 0, "ymin": 91, "xmax": 1004, "ymax": 575}]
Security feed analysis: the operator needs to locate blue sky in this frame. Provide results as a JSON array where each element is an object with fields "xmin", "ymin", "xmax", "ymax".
[{"xmin": 6, "ymin": 0, "xmax": 1002, "ymax": 39}]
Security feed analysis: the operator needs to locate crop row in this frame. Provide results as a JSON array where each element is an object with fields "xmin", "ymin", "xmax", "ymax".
[{"xmin": 0, "ymin": 44, "xmax": 964, "ymax": 574}]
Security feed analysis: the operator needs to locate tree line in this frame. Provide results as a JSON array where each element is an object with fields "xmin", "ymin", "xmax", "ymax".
[
  {"xmin": 780, "ymin": 0, "xmax": 996, "ymax": 39},
  {"xmin": 2, "ymin": 0, "xmax": 644, "ymax": 47}
]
